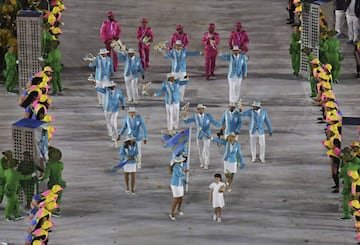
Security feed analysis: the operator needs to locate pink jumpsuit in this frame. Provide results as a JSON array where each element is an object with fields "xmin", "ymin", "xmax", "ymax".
[
  {"xmin": 169, "ymin": 32, "xmax": 189, "ymax": 50},
  {"xmin": 201, "ymin": 32, "xmax": 220, "ymax": 79},
  {"xmin": 228, "ymin": 30, "xmax": 249, "ymax": 52},
  {"xmin": 137, "ymin": 26, "xmax": 154, "ymax": 69},
  {"xmin": 100, "ymin": 20, "xmax": 122, "ymax": 71}
]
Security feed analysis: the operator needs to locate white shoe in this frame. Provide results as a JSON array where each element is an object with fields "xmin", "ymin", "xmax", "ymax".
[
  {"xmin": 251, "ymin": 159, "xmax": 256, "ymax": 163},
  {"xmin": 126, "ymin": 190, "xmax": 130, "ymax": 194},
  {"xmin": 200, "ymin": 164, "xmax": 204, "ymax": 168},
  {"xmin": 133, "ymin": 100, "xmax": 138, "ymax": 105},
  {"xmin": 260, "ymin": 159, "xmax": 266, "ymax": 163},
  {"xmin": 169, "ymin": 214, "xmax": 176, "ymax": 221},
  {"xmin": 203, "ymin": 165, "xmax": 208, "ymax": 170},
  {"xmin": 178, "ymin": 211, "xmax": 184, "ymax": 216},
  {"xmin": 127, "ymin": 99, "xmax": 133, "ymax": 102},
  {"xmin": 213, "ymin": 214, "xmax": 217, "ymax": 221},
  {"xmin": 217, "ymin": 217, "xmax": 221, "ymax": 223},
  {"xmin": 227, "ymin": 188, "xmax": 232, "ymax": 193}
]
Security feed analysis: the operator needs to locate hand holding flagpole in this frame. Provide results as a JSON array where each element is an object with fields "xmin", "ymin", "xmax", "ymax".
[{"xmin": 185, "ymin": 127, "xmax": 191, "ymax": 192}]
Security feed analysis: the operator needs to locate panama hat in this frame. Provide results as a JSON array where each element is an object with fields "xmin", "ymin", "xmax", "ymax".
[
  {"xmin": 104, "ymin": 80, "xmax": 116, "ymax": 87},
  {"xmin": 124, "ymin": 136, "xmax": 136, "ymax": 142},
  {"xmin": 127, "ymin": 48, "xmax": 135, "ymax": 54},
  {"xmin": 197, "ymin": 104, "xmax": 206, "ymax": 109},
  {"xmin": 232, "ymin": 46, "xmax": 240, "ymax": 51},
  {"xmin": 167, "ymin": 73, "xmax": 175, "ymax": 79},
  {"xmin": 99, "ymin": 48, "xmax": 109, "ymax": 55},
  {"xmin": 128, "ymin": 107, "xmax": 137, "ymax": 112},
  {"xmin": 251, "ymin": 101, "xmax": 261, "ymax": 108},
  {"xmin": 175, "ymin": 40, "xmax": 183, "ymax": 46}
]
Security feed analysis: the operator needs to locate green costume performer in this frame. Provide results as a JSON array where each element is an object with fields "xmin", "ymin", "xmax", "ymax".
[
  {"xmin": 42, "ymin": 28, "xmax": 53, "ymax": 56},
  {"xmin": 39, "ymin": 146, "xmax": 66, "ymax": 216},
  {"xmin": 3, "ymin": 44, "xmax": 18, "ymax": 93},
  {"xmin": 289, "ymin": 24, "xmax": 301, "ymax": 77},
  {"xmin": 307, "ymin": 54, "xmax": 319, "ymax": 97},
  {"xmin": 4, "ymin": 159, "xmax": 36, "ymax": 220},
  {"xmin": 45, "ymin": 40, "xmax": 63, "ymax": 95},
  {"xmin": 339, "ymin": 147, "xmax": 360, "ymax": 219},
  {"xmin": 323, "ymin": 34, "xmax": 342, "ymax": 83},
  {"xmin": 17, "ymin": 152, "xmax": 41, "ymax": 209},
  {"xmin": 0, "ymin": 150, "xmax": 12, "ymax": 204}
]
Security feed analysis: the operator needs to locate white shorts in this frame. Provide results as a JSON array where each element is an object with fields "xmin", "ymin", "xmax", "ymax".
[
  {"xmin": 124, "ymin": 163, "xmax": 137, "ymax": 173},
  {"xmin": 224, "ymin": 161, "xmax": 237, "ymax": 174},
  {"xmin": 171, "ymin": 185, "xmax": 184, "ymax": 198}
]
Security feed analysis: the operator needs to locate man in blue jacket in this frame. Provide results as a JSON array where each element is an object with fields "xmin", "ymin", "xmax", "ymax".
[
  {"xmin": 220, "ymin": 102, "xmax": 242, "ymax": 139},
  {"xmin": 240, "ymin": 101, "xmax": 273, "ymax": 163},
  {"xmin": 153, "ymin": 73, "xmax": 189, "ymax": 132},
  {"xmin": 118, "ymin": 48, "xmax": 145, "ymax": 104},
  {"xmin": 164, "ymin": 40, "xmax": 201, "ymax": 102},
  {"xmin": 183, "ymin": 104, "xmax": 221, "ymax": 169},
  {"xmin": 89, "ymin": 48, "xmax": 114, "ymax": 105},
  {"xmin": 118, "ymin": 107, "xmax": 148, "ymax": 169},
  {"xmin": 96, "ymin": 80, "xmax": 125, "ymax": 147},
  {"xmin": 219, "ymin": 46, "xmax": 247, "ymax": 104}
]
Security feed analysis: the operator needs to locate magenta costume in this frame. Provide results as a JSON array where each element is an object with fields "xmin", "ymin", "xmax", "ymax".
[
  {"xmin": 169, "ymin": 25, "xmax": 189, "ymax": 50},
  {"xmin": 201, "ymin": 23, "xmax": 220, "ymax": 80},
  {"xmin": 100, "ymin": 11, "xmax": 122, "ymax": 72},
  {"xmin": 137, "ymin": 18, "xmax": 154, "ymax": 69},
  {"xmin": 228, "ymin": 23, "xmax": 249, "ymax": 52}
]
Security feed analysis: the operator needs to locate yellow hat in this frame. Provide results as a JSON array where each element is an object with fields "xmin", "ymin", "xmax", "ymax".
[
  {"xmin": 326, "ymin": 112, "xmax": 341, "ymax": 123},
  {"xmin": 41, "ymin": 220, "xmax": 54, "ymax": 230},
  {"xmin": 43, "ymin": 66, "xmax": 54, "ymax": 72},
  {"xmin": 51, "ymin": 184, "xmax": 64, "ymax": 193},
  {"xmin": 321, "ymin": 81, "xmax": 331, "ymax": 90},
  {"xmin": 324, "ymin": 63, "xmax": 332, "ymax": 71},
  {"xmin": 324, "ymin": 101, "xmax": 338, "ymax": 109},
  {"xmin": 349, "ymin": 199, "xmax": 360, "ymax": 209},
  {"xmin": 322, "ymin": 90, "xmax": 335, "ymax": 100},
  {"xmin": 351, "ymin": 141, "xmax": 360, "ymax": 148},
  {"xmin": 310, "ymin": 58, "xmax": 320, "ymax": 65}
]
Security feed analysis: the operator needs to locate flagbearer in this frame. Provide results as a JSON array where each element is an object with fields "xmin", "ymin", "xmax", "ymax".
[
  {"xmin": 118, "ymin": 107, "xmax": 148, "ymax": 169},
  {"xmin": 183, "ymin": 104, "xmax": 221, "ymax": 169}
]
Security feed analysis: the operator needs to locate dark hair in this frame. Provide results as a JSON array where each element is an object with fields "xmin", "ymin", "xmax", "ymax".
[{"xmin": 214, "ymin": 173, "xmax": 222, "ymax": 181}]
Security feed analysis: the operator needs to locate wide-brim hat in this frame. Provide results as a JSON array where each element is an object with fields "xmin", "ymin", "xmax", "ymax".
[
  {"xmin": 105, "ymin": 80, "xmax": 116, "ymax": 87},
  {"xmin": 251, "ymin": 101, "xmax": 261, "ymax": 108},
  {"xmin": 124, "ymin": 136, "xmax": 136, "ymax": 142},
  {"xmin": 107, "ymin": 11, "xmax": 114, "ymax": 17},
  {"xmin": 197, "ymin": 104, "xmax": 206, "ymax": 109},
  {"xmin": 167, "ymin": 73, "xmax": 175, "ymax": 79},
  {"xmin": 228, "ymin": 102, "xmax": 236, "ymax": 107},
  {"xmin": 173, "ymin": 155, "xmax": 186, "ymax": 163},
  {"xmin": 128, "ymin": 107, "xmax": 137, "ymax": 113},
  {"xmin": 175, "ymin": 40, "xmax": 183, "ymax": 46},
  {"xmin": 99, "ymin": 48, "xmax": 109, "ymax": 55},
  {"xmin": 127, "ymin": 48, "xmax": 135, "ymax": 54},
  {"xmin": 232, "ymin": 46, "xmax": 240, "ymax": 51},
  {"xmin": 176, "ymin": 24, "xmax": 184, "ymax": 30},
  {"xmin": 43, "ymin": 66, "xmax": 53, "ymax": 72}
]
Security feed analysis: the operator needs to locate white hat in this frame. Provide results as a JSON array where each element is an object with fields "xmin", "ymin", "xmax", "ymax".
[
  {"xmin": 128, "ymin": 107, "xmax": 137, "ymax": 112},
  {"xmin": 171, "ymin": 155, "xmax": 186, "ymax": 165},
  {"xmin": 228, "ymin": 102, "xmax": 236, "ymax": 107},
  {"xmin": 99, "ymin": 48, "xmax": 109, "ymax": 54},
  {"xmin": 124, "ymin": 136, "xmax": 136, "ymax": 142},
  {"xmin": 175, "ymin": 40, "xmax": 183, "ymax": 45},
  {"xmin": 197, "ymin": 104, "xmax": 206, "ymax": 109},
  {"xmin": 167, "ymin": 73, "xmax": 175, "ymax": 79},
  {"xmin": 104, "ymin": 80, "xmax": 115, "ymax": 87},
  {"xmin": 232, "ymin": 46, "xmax": 240, "ymax": 51},
  {"xmin": 251, "ymin": 101, "xmax": 261, "ymax": 107},
  {"xmin": 127, "ymin": 48, "xmax": 135, "ymax": 53}
]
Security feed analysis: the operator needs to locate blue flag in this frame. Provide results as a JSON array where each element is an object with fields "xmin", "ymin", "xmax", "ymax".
[
  {"xmin": 161, "ymin": 128, "xmax": 190, "ymax": 156},
  {"xmin": 111, "ymin": 159, "xmax": 128, "ymax": 173}
]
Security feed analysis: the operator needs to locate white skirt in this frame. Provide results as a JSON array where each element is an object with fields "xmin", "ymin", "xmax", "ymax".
[
  {"xmin": 171, "ymin": 185, "xmax": 184, "ymax": 198},
  {"xmin": 224, "ymin": 161, "xmax": 237, "ymax": 174},
  {"xmin": 124, "ymin": 163, "xmax": 137, "ymax": 173}
]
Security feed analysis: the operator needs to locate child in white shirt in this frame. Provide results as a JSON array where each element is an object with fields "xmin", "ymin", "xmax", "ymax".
[{"xmin": 209, "ymin": 173, "xmax": 226, "ymax": 223}]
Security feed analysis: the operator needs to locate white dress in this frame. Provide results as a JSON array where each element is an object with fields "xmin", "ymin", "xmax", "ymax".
[{"xmin": 209, "ymin": 182, "xmax": 225, "ymax": 208}]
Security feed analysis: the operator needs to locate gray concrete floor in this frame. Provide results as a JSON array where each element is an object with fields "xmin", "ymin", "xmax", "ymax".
[{"xmin": 1, "ymin": 0, "xmax": 360, "ymax": 244}]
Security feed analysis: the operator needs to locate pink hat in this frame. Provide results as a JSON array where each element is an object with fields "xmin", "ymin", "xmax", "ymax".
[
  {"xmin": 176, "ymin": 24, "xmax": 184, "ymax": 30},
  {"xmin": 208, "ymin": 23, "xmax": 216, "ymax": 28},
  {"xmin": 107, "ymin": 11, "xmax": 114, "ymax": 17},
  {"xmin": 141, "ymin": 18, "xmax": 148, "ymax": 23},
  {"xmin": 235, "ymin": 22, "xmax": 242, "ymax": 28}
]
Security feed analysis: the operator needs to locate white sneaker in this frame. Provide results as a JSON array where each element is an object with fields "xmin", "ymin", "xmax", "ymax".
[
  {"xmin": 203, "ymin": 165, "xmax": 208, "ymax": 170},
  {"xmin": 260, "ymin": 159, "xmax": 266, "ymax": 163},
  {"xmin": 251, "ymin": 159, "xmax": 256, "ymax": 163},
  {"xmin": 169, "ymin": 214, "xmax": 176, "ymax": 221},
  {"xmin": 178, "ymin": 211, "xmax": 184, "ymax": 216},
  {"xmin": 200, "ymin": 164, "xmax": 204, "ymax": 168},
  {"xmin": 213, "ymin": 214, "xmax": 217, "ymax": 221}
]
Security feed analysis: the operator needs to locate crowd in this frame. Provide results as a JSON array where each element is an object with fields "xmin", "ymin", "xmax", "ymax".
[{"xmin": 287, "ymin": 0, "xmax": 360, "ymax": 242}]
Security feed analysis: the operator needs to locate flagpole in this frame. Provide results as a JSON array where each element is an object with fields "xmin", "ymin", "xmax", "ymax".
[{"xmin": 185, "ymin": 127, "xmax": 191, "ymax": 192}]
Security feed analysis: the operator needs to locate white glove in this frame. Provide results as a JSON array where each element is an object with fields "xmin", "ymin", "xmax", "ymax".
[{"xmin": 31, "ymin": 172, "xmax": 37, "ymax": 177}]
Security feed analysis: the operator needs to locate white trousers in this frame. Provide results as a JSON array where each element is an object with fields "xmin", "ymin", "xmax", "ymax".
[
  {"xmin": 228, "ymin": 76, "xmax": 242, "ymax": 103},
  {"xmin": 124, "ymin": 76, "xmax": 139, "ymax": 101},
  {"xmin": 104, "ymin": 111, "xmax": 118, "ymax": 141},
  {"xmin": 335, "ymin": 10, "xmax": 346, "ymax": 34},
  {"xmin": 96, "ymin": 80, "xmax": 104, "ymax": 105},
  {"xmin": 136, "ymin": 140, "xmax": 142, "ymax": 168},
  {"xmin": 165, "ymin": 103, "xmax": 180, "ymax": 131},
  {"xmin": 250, "ymin": 132, "xmax": 266, "ymax": 162},
  {"xmin": 346, "ymin": 14, "xmax": 359, "ymax": 42},
  {"xmin": 196, "ymin": 138, "xmax": 211, "ymax": 167},
  {"xmin": 174, "ymin": 72, "xmax": 186, "ymax": 102}
]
